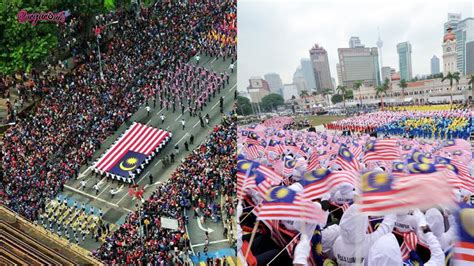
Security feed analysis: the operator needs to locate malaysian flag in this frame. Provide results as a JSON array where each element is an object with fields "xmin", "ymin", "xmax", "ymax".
[
  {"xmin": 350, "ymin": 140, "xmax": 363, "ymax": 160},
  {"xmin": 359, "ymin": 170, "xmax": 455, "ymax": 215},
  {"xmin": 334, "ymin": 145, "xmax": 362, "ymax": 171},
  {"xmin": 454, "ymin": 204, "xmax": 474, "ymax": 265},
  {"xmin": 242, "ymin": 144, "xmax": 260, "ymax": 160},
  {"xmin": 299, "ymin": 168, "xmax": 358, "ymax": 201},
  {"xmin": 307, "ymin": 152, "xmax": 320, "ymax": 171},
  {"xmin": 237, "ymin": 159, "xmax": 283, "ymax": 199},
  {"xmin": 255, "ymin": 186, "xmax": 327, "ymax": 224},
  {"xmin": 268, "ymin": 139, "xmax": 285, "ymax": 154},
  {"xmin": 93, "ymin": 123, "xmax": 170, "ymax": 178},
  {"xmin": 363, "ymin": 139, "xmax": 401, "ymax": 163},
  {"xmin": 400, "ymin": 231, "xmax": 418, "ymax": 260}
]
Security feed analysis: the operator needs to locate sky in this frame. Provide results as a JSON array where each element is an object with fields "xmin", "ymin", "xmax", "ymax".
[{"xmin": 237, "ymin": 0, "xmax": 474, "ymax": 91}]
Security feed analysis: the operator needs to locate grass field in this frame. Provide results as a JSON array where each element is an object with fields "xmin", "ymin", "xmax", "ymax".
[{"xmin": 296, "ymin": 115, "xmax": 345, "ymax": 126}]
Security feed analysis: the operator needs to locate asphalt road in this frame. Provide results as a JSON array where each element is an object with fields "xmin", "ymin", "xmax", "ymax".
[{"xmin": 58, "ymin": 55, "xmax": 236, "ymax": 251}]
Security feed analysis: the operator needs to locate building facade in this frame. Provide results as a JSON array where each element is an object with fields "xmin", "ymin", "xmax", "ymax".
[
  {"xmin": 349, "ymin": 36, "xmax": 365, "ymax": 48},
  {"xmin": 381, "ymin": 66, "xmax": 392, "ymax": 83},
  {"xmin": 309, "ymin": 44, "xmax": 334, "ymax": 92},
  {"xmin": 454, "ymin": 17, "xmax": 474, "ymax": 74},
  {"xmin": 443, "ymin": 27, "xmax": 458, "ymax": 76},
  {"xmin": 397, "ymin": 42, "xmax": 413, "ymax": 81},
  {"xmin": 247, "ymin": 77, "xmax": 270, "ymax": 103},
  {"xmin": 300, "ymin": 58, "xmax": 317, "ymax": 92},
  {"xmin": 264, "ymin": 73, "xmax": 284, "ymax": 96},
  {"xmin": 431, "ymin": 55, "xmax": 440, "ymax": 74},
  {"xmin": 293, "ymin": 67, "xmax": 308, "ymax": 95},
  {"xmin": 466, "ymin": 40, "xmax": 474, "ymax": 75},
  {"xmin": 337, "ymin": 47, "xmax": 381, "ymax": 88}
]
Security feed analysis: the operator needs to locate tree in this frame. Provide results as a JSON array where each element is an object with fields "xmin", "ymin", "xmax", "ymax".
[
  {"xmin": 0, "ymin": 0, "xmax": 59, "ymax": 74},
  {"xmin": 441, "ymin": 71, "xmax": 461, "ymax": 107},
  {"xmin": 468, "ymin": 74, "xmax": 474, "ymax": 89},
  {"xmin": 236, "ymin": 96, "xmax": 253, "ymax": 116},
  {"xmin": 353, "ymin": 80, "xmax": 363, "ymax": 107},
  {"xmin": 331, "ymin": 94, "xmax": 343, "ymax": 104},
  {"xmin": 400, "ymin": 79, "xmax": 408, "ymax": 99},
  {"xmin": 260, "ymin": 93, "xmax": 285, "ymax": 112},
  {"xmin": 376, "ymin": 82, "xmax": 388, "ymax": 110},
  {"xmin": 336, "ymin": 85, "xmax": 348, "ymax": 114},
  {"xmin": 299, "ymin": 90, "xmax": 309, "ymax": 98},
  {"xmin": 311, "ymin": 91, "xmax": 318, "ymax": 96}
]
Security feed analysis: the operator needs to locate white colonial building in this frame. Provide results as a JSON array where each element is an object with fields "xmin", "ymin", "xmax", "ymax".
[{"xmin": 443, "ymin": 27, "xmax": 458, "ymax": 76}]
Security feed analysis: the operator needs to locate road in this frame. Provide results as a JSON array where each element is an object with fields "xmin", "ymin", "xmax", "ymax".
[{"xmin": 58, "ymin": 55, "xmax": 236, "ymax": 251}]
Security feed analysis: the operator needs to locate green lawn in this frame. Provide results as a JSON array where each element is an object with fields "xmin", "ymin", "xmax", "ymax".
[{"xmin": 296, "ymin": 115, "xmax": 345, "ymax": 126}]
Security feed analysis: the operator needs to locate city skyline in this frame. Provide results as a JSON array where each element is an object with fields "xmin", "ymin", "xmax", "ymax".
[{"xmin": 238, "ymin": 0, "xmax": 473, "ymax": 91}]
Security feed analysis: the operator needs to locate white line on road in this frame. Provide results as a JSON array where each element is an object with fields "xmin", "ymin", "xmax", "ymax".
[
  {"xmin": 154, "ymin": 159, "xmax": 162, "ymax": 167},
  {"xmin": 77, "ymin": 167, "xmax": 92, "ymax": 179},
  {"xmin": 192, "ymin": 121, "xmax": 200, "ymax": 129},
  {"xmin": 156, "ymin": 108, "xmax": 165, "ymax": 115},
  {"xmin": 211, "ymin": 101, "xmax": 220, "ymax": 110},
  {"xmin": 64, "ymin": 185, "xmax": 131, "ymax": 212},
  {"xmin": 196, "ymin": 217, "xmax": 215, "ymax": 233},
  {"xmin": 191, "ymin": 239, "xmax": 229, "ymax": 248},
  {"xmin": 176, "ymin": 133, "xmax": 189, "ymax": 145},
  {"xmin": 184, "ymin": 209, "xmax": 195, "ymax": 255}
]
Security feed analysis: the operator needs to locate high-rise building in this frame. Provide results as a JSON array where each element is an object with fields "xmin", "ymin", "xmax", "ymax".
[
  {"xmin": 349, "ymin": 37, "xmax": 365, "ymax": 48},
  {"xmin": 381, "ymin": 66, "xmax": 392, "ymax": 82},
  {"xmin": 264, "ymin": 73, "xmax": 284, "ymax": 95},
  {"xmin": 431, "ymin": 55, "xmax": 440, "ymax": 74},
  {"xmin": 336, "ymin": 63, "xmax": 343, "ymax": 87},
  {"xmin": 397, "ymin": 42, "xmax": 413, "ymax": 81},
  {"xmin": 444, "ymin": 13, "xmax": 462, "ymax": 33},
  {"xmin": 247, "ymin": 77, "xmax": 270, "ymax": 103},
  {"xmin": 300, "ymin": 58, "xmax": 317, "ymax": 92},
  {"xmin": 454, "ymin": 17, "xmax": 474, "ymax": 74},
  {"xmin": 283, "ymin": 84, "xmax": 299, "ymax": 101},
  {"xmin": 466, "ymin": 40, "xmax": 474, "ymax": 75},
  {"xmin": 309, "ymin": 44, "xmax": 333, "ymax": 92},
  {"xmin": 337, "ymin": 47, "xmax": 381, "ymax": 88},
  {"xmin": 293, "ymin": 67, "xmax": 307, "ymax": 95},
  {"xmin": 442, "ymin": 27, "xmax": 458, "ymax": 76}
]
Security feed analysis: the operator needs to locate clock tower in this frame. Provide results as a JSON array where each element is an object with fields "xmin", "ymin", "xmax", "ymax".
[{"xmin": 442, "ymin": 27, "xmax": 457, "ymax": 76}]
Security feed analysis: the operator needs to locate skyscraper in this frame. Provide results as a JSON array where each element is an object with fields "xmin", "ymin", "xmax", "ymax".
[
  {"xmin": 444, "ymin": 13, "xmax": 462, "ymax": 33},
  {"xmin": 466, "ymin": 41, "xmax": 474, "ymax": 75},
  {"xmin": 293, "ymin": 67, "xmax": 307, "ymax": 95},
  {"xmin": 309, "ymin": 44, "xmax": 333, "ymax": 92},
  {"xmin": 397, "ymin": 42, "xmax": 413, "ymax": 81},
  {"xmin": 431, "ymin": 55, "xmax": 440, "ymax": 74},
  {"xmin": 454, "ymin": 17, "xmax": 474, "ymax": 74},
  {"xmin": 337, "ymin": 47, "xmax": 381, "ymax": 88},
  {"xmin": 381, "ymin": 66, "xmax": 391, "ymax": 82},
  {"xmin": 264, "ymin": 73, "xmax": 284, "ymax": 96},
  {"xmin": 300, "ymin": 58, "xmax": 317, "ymax": 92},
  {"xmin": 349, "ymin": 37, "xmax": 365, "ymax": 48}
]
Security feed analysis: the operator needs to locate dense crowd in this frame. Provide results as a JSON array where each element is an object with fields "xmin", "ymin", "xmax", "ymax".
[
  {"xmin": 94, "ymin": 115, "xmax": 236, "ymax": 264},
  {"xmin": 0, "ymin": 1, "xmax": 236, "ymax": 221},
  {"xmin": 325, "ymin": 110, "xmax": 473, "ymax": 139},
  {"xmin": 238, "ymin": 121, "xmax": 474, "ymax": 265}
]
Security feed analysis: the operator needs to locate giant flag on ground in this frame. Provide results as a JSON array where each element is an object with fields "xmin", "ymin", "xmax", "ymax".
[{"xmin": 93, "ymin": 122, "xmax": 171, "ymax": 183}]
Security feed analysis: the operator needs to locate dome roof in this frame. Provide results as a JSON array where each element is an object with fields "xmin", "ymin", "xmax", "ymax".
[{"xmin": 444, "ymin": 27, "xmax": 456, "ymax": 43}]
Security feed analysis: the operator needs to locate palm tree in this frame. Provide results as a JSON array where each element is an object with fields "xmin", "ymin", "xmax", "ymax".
[
  {"xmin": 299, "ymin": 90, "xmax": 309, "ymax": 98},
  {"xmin": 468, "ymin": 74, "xmax": 474, "ymax": 109},
  {"xmin": 376, "ymin": 83, "xmax": 388, "ymax": 110},
  {"xmin": 353, "ymin": 80, "xmax": 363, "ymax": 107},
  {"xmin": 441, "ymin": 71, "xmax": 461, "ymax": 107},
  {"xmin": 336, "ymin": 85, "xmax": 347, "ymax": 114},
  {"xmin": 400, "ymin": 79, "xmax": 407, "ymax": 100},
  {"xmin": 311, "ymin": 90, "xmax": 318, "ymax": 96}
]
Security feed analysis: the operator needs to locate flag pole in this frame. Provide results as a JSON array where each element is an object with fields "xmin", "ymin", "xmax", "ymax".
[
  {"xmin": 244, "ymin": 220, "xmax": 260, "ymax": 261},
  {"xmin": 266, "ymin": 232, "xmax": 302, "ymax": 266}
]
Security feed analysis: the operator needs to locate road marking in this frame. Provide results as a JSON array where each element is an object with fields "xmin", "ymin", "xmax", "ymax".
[
  {"xmin": 156, "ymin": 108, "xmax": 165, "ymax": 115},
  {"xmin": 144, "ymin": 181, "xmax": 161, "ymax": 190},
  {"xmin": 154, "ymin": 159, "xmax": 162, "ymax": 167},
  {"xmin": 209, "ymin": 58, "xmax": 217, "ymax": 65},
  {"xmin": 97, "ymin": 177, "xmax": 107, "ymax": 187},
  {"xmin": 77, "ymin": 167, "xmax": 92, "ymax": 179},
  {"xmin": 191, "ymin": 239, "xmax": 229, "ymax": 248},
  {"xmin": 192, "ymin": 121, "xmax": 200, "ymax": 129},
  {"xmin": 166, "ymin": 126, "xmax": 170, "ymax": 130},
  {"xmin": 64, "ymin": 185, "xmax": 131, "ymax": 212},
  {"xmin": 176, "ymin": 133, "xmax": 189, "ymax": 145},
  {"xmin": 211, "ymin": 101, "xmax": 220, "ymax": 110},
  {"xmin": 175, "ymin": 114, "xmax": 183, "ymax": 121},
  {"xmin": 226, "ymin": 84, "xmax": 237, "ymax": 96},
  {"xmin": 196, "ymin": 217, "xmax": 215, "ymax": 233},
  {"xmin": 96, "ymin": 183, "xmax": 111, "ymax": 198}
]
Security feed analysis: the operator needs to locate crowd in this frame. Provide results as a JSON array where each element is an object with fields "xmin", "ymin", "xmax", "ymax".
[
  {"xmin": 0, "ymin": 0, "xmax": 236, "ymax": 221},
  {"xmin": 94, "ymin": 115, "xmax": 236, "ymax": 264},
  {"xmin": 238, "ymin": 121, "xmax": 474, "ymax": 265},
  {"xmin": 325, "ymin": 110, "xmax": 473, "ymax": 139}
]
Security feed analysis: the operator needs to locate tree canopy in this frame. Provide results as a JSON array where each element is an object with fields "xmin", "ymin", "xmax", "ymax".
[
  {"xmin": 236, "ymin": 95, "xmax": 253, "ymax": 116},
  {"xmin": 260, "ymin": 93, "xmax": 285, "ymax": 112}
]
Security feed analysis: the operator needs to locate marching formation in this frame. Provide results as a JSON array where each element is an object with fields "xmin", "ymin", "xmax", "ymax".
[{"xmin": 238, "ymin": 116, "xmax": 474, "ymax": 265}]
